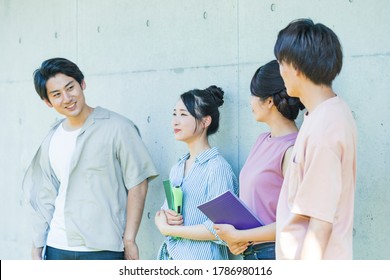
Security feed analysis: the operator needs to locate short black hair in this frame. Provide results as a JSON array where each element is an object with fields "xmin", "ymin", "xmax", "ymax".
[
  {"xmin": 33, "ymin": 58, "xmax": 84, "ymax": 101},
  {"xmin": 274, "ymin": 18, "xmax": 342, "ymax": 86}
]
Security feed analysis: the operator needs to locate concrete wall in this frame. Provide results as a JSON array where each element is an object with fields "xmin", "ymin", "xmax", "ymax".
[{"xmin": 0, "ymin": 0, "xmax": 389, "ymax": 259}]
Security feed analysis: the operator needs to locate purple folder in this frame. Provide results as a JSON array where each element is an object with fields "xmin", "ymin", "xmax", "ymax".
[{"xmin": 197, "ymin": 190, "xmax": 264, "ymax": 230}]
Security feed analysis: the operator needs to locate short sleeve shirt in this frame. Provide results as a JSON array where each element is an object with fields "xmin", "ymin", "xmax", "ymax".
[
  {"xmin": 23, "ymin": 107, "xmax": 159, "ymax": 251},
  {"xmin": 276, "ymin": 97, "xmax": 357, "ymax": 259}
]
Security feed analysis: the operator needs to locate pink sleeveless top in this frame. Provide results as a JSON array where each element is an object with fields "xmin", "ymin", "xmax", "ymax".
[{"xmin": 240, "ymin": 132, "xmax": 298, "ymax": 225}]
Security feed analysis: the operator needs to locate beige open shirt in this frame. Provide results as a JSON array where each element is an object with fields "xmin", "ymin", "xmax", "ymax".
[{"xmin": 23, "ymin": 107, "xmax": 158, "ymax": 251}]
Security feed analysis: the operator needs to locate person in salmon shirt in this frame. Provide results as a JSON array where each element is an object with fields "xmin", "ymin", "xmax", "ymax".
[{"xmin": 274, "ymin": 19, "xmax": 357, "ymax": 259}]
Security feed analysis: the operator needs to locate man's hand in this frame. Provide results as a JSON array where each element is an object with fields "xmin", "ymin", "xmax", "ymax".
[
  {"xmin": 123, "ymin": 179, "xmax": 148, "ymax": 260},
  {"xmin": 123, "ymin": 239, "xmax": 139, "ymax": 260},
  {"xmin": 31, "ymin": 246, "xmax": 43, "ymax": 260}
]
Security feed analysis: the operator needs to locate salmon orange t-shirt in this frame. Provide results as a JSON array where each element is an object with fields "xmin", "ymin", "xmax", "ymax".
[{"xmin": 276, "ymin": 96, "xmax": 357, "ymax": 259}]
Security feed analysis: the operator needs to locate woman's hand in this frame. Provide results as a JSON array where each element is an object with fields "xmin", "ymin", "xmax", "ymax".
[
  {"xmin": 214, "ymin": 224, "xmax": 251, "ymax": 255},
  {"xmin": 164, "ymin": 209, "xmax": 184, "ymax": 226},
  {"xmin": 214, "ymin": 224, "xmax": 238, "ymax": 243},
  {"xmin": 227, "ymin": 241, "xmax": 250, "ymax": 255},
  {"xmin": 155, "ymin": 210, "xmax": 171, "ymax": 236}
]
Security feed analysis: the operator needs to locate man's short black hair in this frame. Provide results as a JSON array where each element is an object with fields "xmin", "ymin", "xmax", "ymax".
[
  {"xmin": 33, "ymin": 58, "xmax": 84, "ymax": 100},
  {"xmin": 274, "ymin": 18, "xmax": 343, "ymax": 86}
]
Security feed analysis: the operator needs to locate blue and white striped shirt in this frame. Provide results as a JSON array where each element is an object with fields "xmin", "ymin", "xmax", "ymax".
[{"xmin": 158, "ymin": 147, "xmax": 238, "ymax": 260}]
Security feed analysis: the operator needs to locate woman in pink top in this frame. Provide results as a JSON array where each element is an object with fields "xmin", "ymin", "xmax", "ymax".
[{"xmin": 214, "ymin": 60, "xmax": 304, "ymax": 259}]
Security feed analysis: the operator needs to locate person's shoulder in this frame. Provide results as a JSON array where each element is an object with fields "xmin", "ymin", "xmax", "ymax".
[
  {"xmin": 254, "ymin": 132, "xmax": 271, "ymax": 143},
  {"xmin": 97, "ymin": 107, "xmax": 137, "ymax": 127},
  {"xmin": 95, "ymin": 107, "xmax": 141, "ymax": 136},
  {"xmin": 306, "ymin": 97, "xmax": 356, "ymax": 146},
  {"xmin": 208, "ymin": 148, "xmax": 234, "ymax": 170},
  {"xmin": 335, "ymin": 97, "xmax": 356, "ymax": 123},
  {"xmin": 98, "ymin": 107, "xmax": 132, "ymax": 122},
  {"xmin": 258, "ymin": 131, "xmax": 271, "ymax": 138},
  {"xmin": 207, "ymin": 152, "xmax": 237, "ymax": 185},
  {"xmin": 330, "ymin": 98, "xmax": 355, "ymax": 129}
]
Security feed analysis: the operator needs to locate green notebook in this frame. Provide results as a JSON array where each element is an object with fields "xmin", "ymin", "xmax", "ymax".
[{"xmin": 163, "ymin": 180, "xmax": 183, "ymax": 214}]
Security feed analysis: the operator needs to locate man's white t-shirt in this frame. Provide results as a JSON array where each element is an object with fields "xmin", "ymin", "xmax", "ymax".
[{"xmin": 46, "ymin": 123, "xmax": 97, "ymax": 251}]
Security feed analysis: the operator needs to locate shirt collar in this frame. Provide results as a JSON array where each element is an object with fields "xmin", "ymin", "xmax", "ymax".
[
  {"xmin": 179, "ymin": 147, "xmax": 219, "ymax": 164},
  {"xmin": 90, "ymin": 106, "xmax": 110, "ymax": 119},
  {"xmin": 49, "ymin": 106, "xmax": 110, "ymax": 132},
  {"xmin": 80, "ymin": 106, "xmax": 109, "ymax": 134}
]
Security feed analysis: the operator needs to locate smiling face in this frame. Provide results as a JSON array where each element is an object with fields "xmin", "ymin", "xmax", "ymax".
[
  {"xmin": 45, "ymin": 73, "xmax": 90, "ymax": 126},
  {"xmin": 171, "ymin": 98, "xmax": 205, "ymax": 143}
]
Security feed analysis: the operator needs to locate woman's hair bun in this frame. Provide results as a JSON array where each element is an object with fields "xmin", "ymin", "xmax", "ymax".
[
  {"xmin": 273, "ymin": 89, "xmax": 305, "ymax": 120},
  {"xmin": 205, "ymin": 85, "xmax": 224, "ymax": 107}
]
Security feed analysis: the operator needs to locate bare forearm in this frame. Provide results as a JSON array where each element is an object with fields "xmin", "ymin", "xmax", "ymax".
[
  {"xmin": 123, "ymin": 180, "xmax": 148, "ymax": 242},
  {"xmin": 235, "ymin": 223, "xmax": 276, "ymax": 243},
  {"xmin": 300, "ymin": 217, "xmax": 332, "ymax": 259},
  {"xmin": 165, "ymin": 224, "xmax": 216, "ymax": 241},
  {"xmin": 214, "ymin": 223, "xmax": 275, "ymax": 244}
]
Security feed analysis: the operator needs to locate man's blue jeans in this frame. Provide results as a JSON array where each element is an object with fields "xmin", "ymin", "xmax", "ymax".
[{"xmin": 45, "ymin": 246, "xmax": 124, "ymax": 260}]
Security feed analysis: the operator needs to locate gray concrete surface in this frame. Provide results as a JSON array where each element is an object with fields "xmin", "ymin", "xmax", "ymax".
[{"xmin": 0, "ymin": 0, "xmax": 389, "ymax": 259}]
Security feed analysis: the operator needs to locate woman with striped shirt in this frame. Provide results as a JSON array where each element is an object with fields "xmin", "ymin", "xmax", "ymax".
[{"xmin": 155, "ymin": 85, "xmax": 238, "ymax": 260}]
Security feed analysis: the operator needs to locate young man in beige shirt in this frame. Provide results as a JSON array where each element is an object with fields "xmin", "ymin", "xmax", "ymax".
[{"xmin": 23, "ymin": 58, "xmax": 158, "ymax": 260}]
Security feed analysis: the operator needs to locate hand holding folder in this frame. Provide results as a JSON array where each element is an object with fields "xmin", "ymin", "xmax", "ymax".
[{"xmin": 163, "ymin": 180, "xmax": 183, "ymax": 214}]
